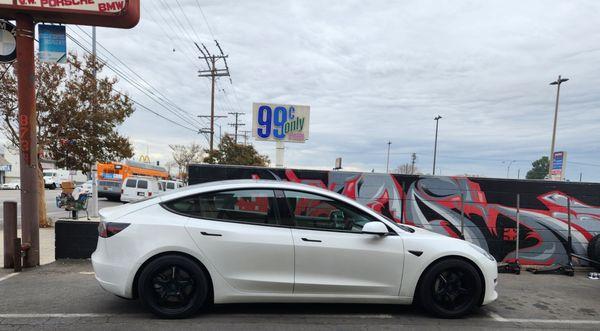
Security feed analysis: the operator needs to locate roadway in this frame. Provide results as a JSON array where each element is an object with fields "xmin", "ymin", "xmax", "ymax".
[{"xmin": 0, "ymin": 189, "xmax": 122, "ymax": 226}]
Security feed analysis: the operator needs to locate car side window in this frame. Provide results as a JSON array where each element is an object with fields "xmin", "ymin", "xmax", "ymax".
[
  {"xmin": 137, "ymin": 180, "xmax": 148, "ymax": 189},
  {"xmin": 167, "ymin": 182, "xmax": 175, "ymax": 190},
  {"xmin": 283, "ymin": 190, "xmax": 377, "ymax": 233},
  {"xmin": 164, "ymin": 189, "xmax": 279, "ymax": 225},
  {"xmin": 125, "ymin": 179, "xmax": 136, "ymax": 188}
]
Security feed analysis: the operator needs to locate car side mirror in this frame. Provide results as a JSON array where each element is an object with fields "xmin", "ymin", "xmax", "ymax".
[{"xmin": 362, "ymin": 221, "xmax": 389, "ymax": 236}]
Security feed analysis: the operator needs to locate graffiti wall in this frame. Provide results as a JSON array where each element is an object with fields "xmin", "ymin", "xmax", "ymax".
[{"xmin": 188, "ymin": 164, "xmax": 600, "ymax": 265}]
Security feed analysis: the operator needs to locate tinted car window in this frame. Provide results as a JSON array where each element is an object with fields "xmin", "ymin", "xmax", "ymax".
[
  {"xmin": 167, "ymin": 182, "xmax": 175, "ymax": 190},
  {"xmin": 125, "ymin": 179, "xmax": 136, "ymax": 188},
  {"xmin": 283, "ymin": 190, "xmax": 376, "ymax": 233},
  {"xmin": 137, "ymin": 180, "xmax": 148, "ymax": 189},
  {"xmin": 164, "ymin": 189, "xmax": 278, "ymax": 225}
]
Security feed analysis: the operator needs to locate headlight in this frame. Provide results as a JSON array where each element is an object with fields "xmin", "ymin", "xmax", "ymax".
[{"xmin": 469, "ymin": 242, "xmax": 495, "ymax": 262}]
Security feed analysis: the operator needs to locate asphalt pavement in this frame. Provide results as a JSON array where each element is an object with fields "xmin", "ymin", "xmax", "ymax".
[
  {"xmin": 0, "ymin": 260, "xmax": 599, "ymax": 330},
  {"xmin": 0, "ymin": 189, "xmax": 122, "ymax": 226}
]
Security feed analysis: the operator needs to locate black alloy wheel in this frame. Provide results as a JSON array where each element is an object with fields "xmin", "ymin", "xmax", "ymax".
[
  {"xmin": 138, "ymin": 255, "xmax": 209, "ymax": 318},
  {"xmin": 419, "ymin": 258, "xmax": 483, "ymax": 318}
]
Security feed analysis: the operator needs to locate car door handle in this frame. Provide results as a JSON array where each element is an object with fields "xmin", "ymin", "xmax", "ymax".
[
  {"xmin": 201, "ymin": 231, "xmax": 222, "ymax": 237},
  {"xmin": 301, "ymin": 237, "xmax": 321, "ymax": 242}
]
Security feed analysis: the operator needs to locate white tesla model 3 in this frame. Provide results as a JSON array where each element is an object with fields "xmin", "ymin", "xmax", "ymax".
[{"xmin": 92, "ymin": 180, "xmax": 497, "ymax": 319}]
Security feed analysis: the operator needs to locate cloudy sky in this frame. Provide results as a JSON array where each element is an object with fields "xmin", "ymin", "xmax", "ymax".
[{"xmin": 67, "ymin": 0, "xmax": 600, "ymax": 181}]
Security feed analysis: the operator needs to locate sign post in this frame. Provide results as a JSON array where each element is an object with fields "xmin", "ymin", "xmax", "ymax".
[
  {"xmin": 1, "ymin": 0, "xmax": 139, "ymax": 267},
  {"xmin": 252, "ymin": 102, "xmax": 310, "ymax": 168}
]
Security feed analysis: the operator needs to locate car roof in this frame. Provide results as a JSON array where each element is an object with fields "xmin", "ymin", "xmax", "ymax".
[{"xmin": 158, "ymin": 179, "xmax": 339, "ymax": 202}]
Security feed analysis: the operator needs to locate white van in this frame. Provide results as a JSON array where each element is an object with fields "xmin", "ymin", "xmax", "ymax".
[
  {"xmin": 159, "ymin": 179, "xmax": 184, "ymax": 192},
  {"xmin": 120, "ymin": 176, "xmax": 161, "ymax": 203},
  {"xmin": 43, "ymin": 169, "xmax": 88, "ymax": 189}
]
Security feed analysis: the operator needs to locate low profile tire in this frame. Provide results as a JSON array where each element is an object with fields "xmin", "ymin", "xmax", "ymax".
[
  {"xmin": 418, "ymin": 258, "xmax": 483, "ymax": 318},
  {"xmin": 587, "ymin": 234, "xmax": 600, "ymax": 270},
  {"xmin": 137, "ymin": 255, "xmax": 209, "ymax": 319}
]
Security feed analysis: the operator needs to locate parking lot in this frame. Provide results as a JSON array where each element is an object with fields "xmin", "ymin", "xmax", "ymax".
[
  {"xmin": 1, "ymin": 260, "xmax": 599, "ymax": 330},
  {"xmin": 0, "ymin": 189, "xmax": 122, "ymax": 226}
]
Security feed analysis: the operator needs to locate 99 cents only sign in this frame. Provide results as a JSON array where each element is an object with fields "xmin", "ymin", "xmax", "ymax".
[{"xmin": 252, "ymin": 102, "xmax": 310, "ymax": 143}]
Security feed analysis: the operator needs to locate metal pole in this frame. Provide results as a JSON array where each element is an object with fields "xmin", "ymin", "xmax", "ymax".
[
  {"xmin": 3, "ymin": 201, "xmax": 17, "ymax": 268},
  {"xmin": 433, "ymin": 116, "xmax": 441, "ymax": 175},
  {"xmin": 15, "ymin": 14, "xmax": 39, "ymax": 267},
  {"xmin": 516, "ymin": 194, "xmax": 520, "ymax": 263},
  {"xmin": 460, "ymin": 191, "xmax": 465, "ymax": 239},
  {"xmin": 209, "ymin": 57, "xmax": 216, "ymax": 152},
  {"xmin": 386, "ymin": 141, "xmax": 391, "ymax": 173},
  {"xmin": 549, "ymin": 75, "xmax": 567, "ymax": 177},
  {"xmin": 567, "ymin": 197, "xmax": 572, "ymax": 266},
  {"xmin": 90, "ymin": 26, "xmax": 99, "ymax": 218}
]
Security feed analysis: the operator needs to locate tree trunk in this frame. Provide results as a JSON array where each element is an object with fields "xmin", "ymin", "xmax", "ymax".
[{"xmin": 37, "ymin": 161, "xmax": 51, "ymax": 228}]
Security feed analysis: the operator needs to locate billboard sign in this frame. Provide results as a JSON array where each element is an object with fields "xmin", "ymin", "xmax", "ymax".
[
  {"xmin": 0, "ymin": 20, "xmax": 16, "ymax": 63},
  {"xmin": 252, "ymin": 102, "xmax": 310, "ymax": 143},
  {"xmin": 551, "ymin": 151, "xmax": 567, "ymax": 181},
  {"xmin": 0, "ymin": 0, "xmax": 140, "ymax": 28},
  {"xmin": 39, "ymin": 24, "xmax": 66, "ymax": 63}
]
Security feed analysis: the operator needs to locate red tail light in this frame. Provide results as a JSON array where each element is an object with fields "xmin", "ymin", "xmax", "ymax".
[
  {"xmin": 148, "ymin": 192, "xmax": 152, "ymax": 197},
  {"xmin": 121, "ymin": 189, "xmax": 124, "ymax": 193},
  {"xmin": 98, "ymin": 221, "xmax": 130, "ymax": 238}
]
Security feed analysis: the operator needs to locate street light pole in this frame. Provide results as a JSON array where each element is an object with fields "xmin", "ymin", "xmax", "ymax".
[
  {"xmin": 386, "ymin": 141, "xmax": 391, "ymax": 173},
  {"xmin": 432, "ymin": 115, "xmax": 442, "ymax": 175},
  {"xmin": 505, "ymin": 160, "xmax": 516, "ymax": 178},
  {"xmin": 548, "ymin": 75, "xmax": 569, "ymax": 178}
]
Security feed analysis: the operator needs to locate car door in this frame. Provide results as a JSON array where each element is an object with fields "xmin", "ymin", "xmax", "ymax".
[
  {"xmin": 166, "ymin": 188, "xmax": 294, "ymax": 294},
  {"xmin": 282, "ymin": 190, "xmax": 405, "ymax": 296}
]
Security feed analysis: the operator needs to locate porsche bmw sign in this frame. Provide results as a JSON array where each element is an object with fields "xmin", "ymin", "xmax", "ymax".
[{"xmin": 0, "ymin": 20, "xmax": 16, "ymax": 63}]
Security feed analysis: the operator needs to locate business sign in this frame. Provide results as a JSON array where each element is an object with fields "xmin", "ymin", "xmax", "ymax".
[
  {"xmin": 0, "ymin": 164, "xmax": 11, "ymax": 172},
  {"xmin": 0, "ymin": 20, "xmax": 16, "ymax": 63},
  {"xmin": 550, "ymin": 151, "xmax": 567, "ymax": 181},
  {"xmin": 0, "ymin": 0, "xmax": 140, "ymax": 28},
  {"xmin": 252, "ymin": 102, "xmax": 310, "ymax": 143},
  {"xmin": 39, "ymin": 24, "xmax": 66, "ymax": 63}
]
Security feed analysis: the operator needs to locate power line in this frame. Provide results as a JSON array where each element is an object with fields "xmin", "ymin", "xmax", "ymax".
[
  {"xmin": 66, "ymin": 31, "xmax": 203, "ymax": 134},
  {"xmin": 228, "ymin": 112, "xmax": 245, "ymax": 143}
]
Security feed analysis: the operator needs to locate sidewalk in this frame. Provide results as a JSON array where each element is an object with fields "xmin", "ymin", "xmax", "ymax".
[{"xmin": 0, "ymin": 227, "xmax": 56, "ymax": 270}]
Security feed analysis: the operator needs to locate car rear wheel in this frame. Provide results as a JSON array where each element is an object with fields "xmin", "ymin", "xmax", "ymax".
[
  {"xmin": 418, "ymin": 258, "xmax": 482, "ymax": 318},
  {"xmin": 137, "ymin": 255, "xmax": 209, "ymax": 319}
]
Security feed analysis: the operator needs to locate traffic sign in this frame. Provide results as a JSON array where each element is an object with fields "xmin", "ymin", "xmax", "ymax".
[{"xmin": 0, "ymin": 20, "xmax": 16, "ymax": 63}]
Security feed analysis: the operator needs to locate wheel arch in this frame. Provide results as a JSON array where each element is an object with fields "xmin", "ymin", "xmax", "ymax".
[
  {"xmin": 413, "ymin": 255, "xmax": 486, "ymax": 306},
  {"xmin": 131, "ymin": 250, "xmax": 214, "ymax": 302}
]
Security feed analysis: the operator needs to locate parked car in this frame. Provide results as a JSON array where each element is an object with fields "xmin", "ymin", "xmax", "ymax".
[
  {"xmin": 1, "ymin": 181, "xmax": 20, "ymax": 190},
  {"xmin": 119, "ymin": 176, "xmax": 161, "ymax": 203},
  {"xmin": 43, "ymin": 169, "xmax": 87, "ymax": 189},
  {"xmin": 92, "ymin": 179, "xmax": 498, "ymax": 319},
  {"xmin": 159, "ymin": 179, "xmax": 184, "ymax": 192}
]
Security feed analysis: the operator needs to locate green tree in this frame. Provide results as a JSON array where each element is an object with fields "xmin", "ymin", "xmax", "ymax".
[
  {"xmin": 526, "ymin": 156, "xmax": 549, "ymax": 179},
  {"xmin": 0, "ymin": 54, "xmax": 135, "ymax": 226},
  {"xmin": 204, "ymin": 135, "xmax": 270, "ymax": 166}
]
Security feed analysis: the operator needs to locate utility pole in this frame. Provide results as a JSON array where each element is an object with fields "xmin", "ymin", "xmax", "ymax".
[
  {"xmin": 90, "ymin": 26, "xmax": 99, "ymax": 218},
  {"xmin": 433, "ymin": 115, "xmax": 442, "ymax": 175},
  {"xmin": 386, "ymin": 141, "xmax": 391, "ymax": 173},
  {"xmin": 548, "ymin": 75, "xmax": 569, "ymax": 178},
  {"xmin": 410, "ymin": 153, "xmax": 417, "ymax": 175},
  {"xmin": 196, "ymin": 41, "xmax": 230, "ymax": 152},
  {"xmin": 240, "ymin": 130, "xmax": 252, "ymax": 145},
  {"xmin": 198, "ymin": 114, "xmax": 226, "ymax": 147},
  {"xmin": 228, "ymin": 112, "xmax": 245, "ymax": 144}
]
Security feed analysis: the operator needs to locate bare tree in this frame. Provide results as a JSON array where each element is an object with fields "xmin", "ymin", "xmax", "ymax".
[
  {"xmin": 394, "ymin": 163, "xmax": 421, "ymax": 175},
  {"xmin": 169, "ymin": 143, "xmax": 204, "ymax": 180}
]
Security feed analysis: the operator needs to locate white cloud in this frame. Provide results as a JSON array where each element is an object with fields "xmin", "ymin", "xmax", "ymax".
[{"xmin": 75, "ymin": 0, "xmax": 600, "ymax": 181}]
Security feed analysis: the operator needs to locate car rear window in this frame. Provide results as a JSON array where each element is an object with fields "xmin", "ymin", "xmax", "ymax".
[
  {"xmin": 167, "ymin": 182, "xmax": 175, "ymax": 190},
  {"xmin": 137, "ymin": 180, "xmax": 148, "ymax": 189},
  {"xmin": 125, "ymin": 179, "xmax": 136, "ymax": 188}
]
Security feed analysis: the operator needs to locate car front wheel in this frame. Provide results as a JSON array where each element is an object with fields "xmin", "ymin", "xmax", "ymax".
[
  {"xmin": 418, "ymin": 258, "xmax": 483, "ymax": 318},
  {"xmin": 137, "ymin": 255, "xmax": 209, "ymax": 319}
]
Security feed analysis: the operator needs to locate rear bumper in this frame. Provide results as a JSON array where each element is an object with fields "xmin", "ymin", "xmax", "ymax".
[{"xmin": 91, "ymin": 239, "xmax": 134, "ymax": 298}]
